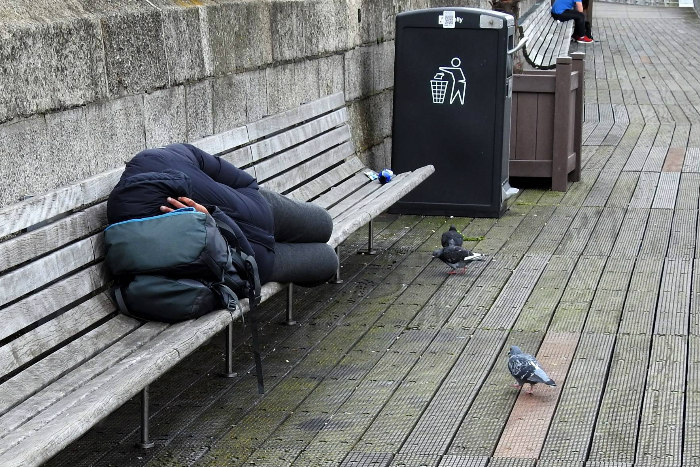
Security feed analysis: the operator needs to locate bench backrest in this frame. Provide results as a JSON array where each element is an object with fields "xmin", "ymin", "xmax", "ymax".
[
  {"xmin": 0, "ymin": 92, "xmax": 360, "ymax": 416},
  {"xmin": 519, "ymin": 0, "xmax": 574, "ymax": 70}
]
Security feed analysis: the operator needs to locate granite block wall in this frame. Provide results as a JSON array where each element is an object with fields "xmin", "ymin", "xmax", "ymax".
[{"xmin": 0, "ymin": 0, "xmax": 485, "ymax": 207}]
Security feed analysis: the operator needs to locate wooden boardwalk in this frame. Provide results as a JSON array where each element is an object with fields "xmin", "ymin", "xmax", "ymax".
[{"xmin": 44, "ymin": 3, "xmax": 700, "ymax": 467}]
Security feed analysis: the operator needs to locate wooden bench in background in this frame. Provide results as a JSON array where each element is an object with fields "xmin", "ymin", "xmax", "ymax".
[
  {"xmin": 0, "ymin": 92, "xmax": 434, "ymax": 467},
  {"xmin": 518, "ymin": 0, "xmax": 575, "ymax": 70}
]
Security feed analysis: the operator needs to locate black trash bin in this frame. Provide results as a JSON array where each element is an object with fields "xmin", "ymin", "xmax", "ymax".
[{"xmin": 390, "ymin": 8, "xmax": 519, "ymax": 218}]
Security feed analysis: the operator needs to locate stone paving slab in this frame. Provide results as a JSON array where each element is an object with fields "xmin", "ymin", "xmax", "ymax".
[{"xmin": 42, "ymin": 2, "xmax": 700, "ymax": 467}]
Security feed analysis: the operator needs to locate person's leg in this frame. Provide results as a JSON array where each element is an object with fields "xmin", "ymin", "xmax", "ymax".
[
  {"xmin": 572, "ymin": 11, "xmax": 587, "ymax": 38},
  {"xmin": 585, "ymin": 20, "xmax": 593, "ymax": 39},
  {"xmin": 260, "ymin": 188, "xmax": 333, "ymax": 243},
  {"xmin": 554, "ymin": 10, "xmax": 586, "ymax": 38},
  {"xmin": 269, "ymin": 242, "xmax": 339, "ymax": 286}
]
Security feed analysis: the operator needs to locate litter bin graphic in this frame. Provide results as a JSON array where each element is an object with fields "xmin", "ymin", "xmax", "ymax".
[
  {"xmin": 390, "ymin": 8, "xmax": 520, "ymax": 218},
  {"xmin": 431, "ymin": 73, "xmax": 449, "ymax": 104}
]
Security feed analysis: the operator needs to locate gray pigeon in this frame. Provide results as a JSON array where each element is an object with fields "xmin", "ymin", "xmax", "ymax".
[
  {"xmin": 432, "ymin": 245, "xmax": 484, "ymax": 274},
  {"xmin": 507, "ymin": 345, "xmax": 556, "ymax": 393},
  {"xmin": 441, "ymin": 225, "xmax": 463, "ymax": 248}
]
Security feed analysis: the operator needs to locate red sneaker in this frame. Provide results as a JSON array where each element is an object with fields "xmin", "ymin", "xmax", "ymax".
[{"xmin": 574, "ymin": 35, "xmax": 594, "ymax": 44}]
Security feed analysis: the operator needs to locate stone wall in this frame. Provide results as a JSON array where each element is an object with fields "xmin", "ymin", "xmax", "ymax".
[{"xmin": 0, "ymin": 0, "xmax": 486, "ymax": 208}]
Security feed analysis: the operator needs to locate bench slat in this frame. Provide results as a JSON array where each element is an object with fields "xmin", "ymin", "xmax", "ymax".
[
  {"xmin": 0, "ymin": 235, "xmax": 102, "ymax": 307},
  {"xmin": 328, "ymin": 166, "xmax": 435, "ymax": 247},
  {"xmin": 0, "ymin": 203, "xmax": 107, "ymax": 275},
  {"xmin": 555, "ymin": 22, "xmax": 574, "ymax": 58},
  {"xmin": 192, "ymin": 126, "xmax": 249, "ymax": 157},
  {"xmin": 331, "ymin": 173, "xmax": 418, "ymax": 226},
  {"xmin": 220, "ymin": 146, "xmax": 254, "ymax": 169},
  {"xmin": 529, "ymin": 20, "xmax": 557, "ymax": 62},
  {"xmin": 523, "ymin": 5, "xmax": 549, "ymax": 36},
  {"xmin": 0, "ymin": 308, "xmax": 234, "ymax": 467},
  {"xmin": 287, "ymin": 156, "xmax": 365, "ymax": 202},
  {"xmin": 521, "ymin": 0, "xmax": 548, "ymax": 26},
  {"xmin": 246, "ymin": 92, "xmax": 345, "ymax": 141},
  {"xmin": 523, "ymin": 9, "xmax": 547, "ymax": 34},
  {"xmin": 542, "ymin": 21, "xmax": 567, "ymax": 66},
  {"xmin": 328, "ymin": 177, "xmax": 390, "ymax": 218},
  {"xmin": 0, "ymin": 293, "xmax": 116, "ymax": 378},
  {"xmin": 0, "ymin": 263, "xmax": 109, "ymax": 342},
  {"xmin": 260, "ymin": 141, "xmax": 355, "ymax": 194},
  {"xmin": 249, "ymin": 108, "xmax": 349, "ymax": 163},
  {"xmin": 328, "ymin": 171, "xmax": 427, "ymax": 225},
  {"xmin": 520, "ymin": 0, "xmax": 575, "ymax": 69},
  {"xmin": 0, "ymin": 168, "xmax": 123, "ymax": 239},
  {"xmin": 253, "ymin": 124, "xmax": 351, "ymax": 182},
  {"xmin": 313, "ymin": 169, "xmax": 371, "ymax": 210},
  {"xmin": 0, "ymin": 315, "xmax": 141, "ymax": 420}
]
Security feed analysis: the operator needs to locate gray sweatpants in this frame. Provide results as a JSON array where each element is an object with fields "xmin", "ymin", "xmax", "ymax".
[{"xmin": 260, "ymin": 189, "xmax": 338, "ymax": 287}]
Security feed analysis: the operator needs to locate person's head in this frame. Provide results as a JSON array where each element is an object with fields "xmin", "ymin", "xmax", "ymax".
[{"xmin": 107, "ymin": 169, "xmax": 192, "ymax": 224}]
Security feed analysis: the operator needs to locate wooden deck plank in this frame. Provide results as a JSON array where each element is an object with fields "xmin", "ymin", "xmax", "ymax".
[
  {"xmin": 636, "ymin": 335, "xmax": 686, "ymax": 465},
  {"xmin": 539, "ymin": 333, "xmax": 616, "ymax": 463},
  {"xmin": 628, "ymin": 171, "xmax": 659, "ymax": 208}
]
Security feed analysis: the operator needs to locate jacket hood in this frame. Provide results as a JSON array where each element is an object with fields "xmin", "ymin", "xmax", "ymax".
[{"xmin": 107, "ymin": 169, "xmax": 192, "ymax": 224}]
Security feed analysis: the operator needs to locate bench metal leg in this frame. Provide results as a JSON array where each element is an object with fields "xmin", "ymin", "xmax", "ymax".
[
  {"xmin": 329, "ymin": 246, "xmax": 343, "ymax": 284},
  {"xmin": 357, "ymin": 219, "xmax": 377, "ymax": 255},
  {"xmin": 281, "ymin": 284, "xmax": 297, "ymax": 326},
  {"xmin": 221, "ymin": 322, "xmax": 237, "ymax": 378},
  {"xmin": 138, "ymin": 386, "xmax": 155, "ymax": 449}
]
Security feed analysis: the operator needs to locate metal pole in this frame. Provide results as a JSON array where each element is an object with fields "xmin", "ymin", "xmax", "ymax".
[
  {"xmin": 283, "ymin": 284, "xmax": 296, "ymax": 325},
  {"xmin": 331, "ymin": 246, "xmax": 343, "ymax": 283},
  {"xmin": 357, "ymin": 219, "xmax": 378, "ymax": 255},
  {"xmin": 138, "ymin": 386, "xmax": 155, "ymax": 448},
  {"xmin": 221, "ymin": 322, "xmax": 237, "ymax": 377}
]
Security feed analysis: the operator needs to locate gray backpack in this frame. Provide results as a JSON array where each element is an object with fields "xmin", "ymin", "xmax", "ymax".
[{"xmin": 104, "ymin": 207, "xmax": 265, "ymax": 392}]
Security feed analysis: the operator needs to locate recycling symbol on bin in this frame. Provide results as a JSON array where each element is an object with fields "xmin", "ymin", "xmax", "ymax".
[{"xmin": 431, "ymin": 57, "xmax": 466, "ymax": 106}]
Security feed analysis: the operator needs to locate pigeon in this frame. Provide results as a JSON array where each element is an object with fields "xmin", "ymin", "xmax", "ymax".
[
  {"xmin": 441, "ymin": 225, "xmax": 464, "ymax": 248},
  {"xmin": 507, "ymin": 345, "xmax": 556, "ymax": 393},
  {"xmin": 432, "ymin": 245, "xmax": 484, "ymax": 274}
]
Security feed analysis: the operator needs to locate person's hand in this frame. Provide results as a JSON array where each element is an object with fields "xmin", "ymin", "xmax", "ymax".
[{"xmin": 160, "ymin": 196, "xmax": 210, "ymax": 215}]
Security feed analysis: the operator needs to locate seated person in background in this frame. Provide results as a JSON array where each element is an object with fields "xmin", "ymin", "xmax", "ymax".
[
  {"xmin": 107, "ymin": 143, "xmax": 339, "ymax": 287},
  {"xmin": 551, "ymin": 0, "xmax": 593, "ymax": 44}
]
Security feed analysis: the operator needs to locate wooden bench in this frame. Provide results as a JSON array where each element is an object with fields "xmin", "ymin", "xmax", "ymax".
[
  {"xmin": 518, "ymin": 0, "xmax": 575, "ymax": 70},
  {"xmin": 0, "ymin": 92, "xmax": 434, "ymax": 467}
]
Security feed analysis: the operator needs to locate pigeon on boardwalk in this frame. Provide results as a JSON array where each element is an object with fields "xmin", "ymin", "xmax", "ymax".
[
  {"xmin": 441, "ymin": 225, "xmax": 464, "ymax": 248},
  {"xmin": 432, "ymin": 245, "xmax": 483, "ymax": 274},
  {"xmin": 507, "ymin": 345, "xmax": 556, "ymax": 393}
]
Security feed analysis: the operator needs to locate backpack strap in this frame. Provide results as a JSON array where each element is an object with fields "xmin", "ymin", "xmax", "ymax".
[
  {"xmin": 113, "ymin": 285, "xmax": 129, "ymax": 315},
  {"xmin": 211, "ymin": 217, "xmax": 262, "ymax": 297},
  {"xmin": 112, "ymin": 285, "xmax": 143, "ymax": 321},
  {"xmin": 213, "ymin": 218, "xmax": 243, "ymax": 252},
  {"xmin": 213, "ymin": 215, "xmax": 264, "ymax": 393},
  {"xmin": 212, "ymin": 283, "xmax": 240, "ymax": 314},
  {"xmin": 241, "ymin": 253, "xmax": 261, "ymax": 305}
]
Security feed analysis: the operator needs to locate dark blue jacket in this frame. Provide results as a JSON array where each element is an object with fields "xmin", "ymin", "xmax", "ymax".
[{"xmin": 107, "ymin": 143, "xmax": 275, "ymax": 283}]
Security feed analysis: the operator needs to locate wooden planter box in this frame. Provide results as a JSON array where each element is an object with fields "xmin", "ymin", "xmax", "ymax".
[{"xmin": 509, "ymin": 52, "xmax": 585, "ymax": 191}]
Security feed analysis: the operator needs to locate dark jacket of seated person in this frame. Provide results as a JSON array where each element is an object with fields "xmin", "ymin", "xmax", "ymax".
[{"xmin": 107, "ymin": 143, "xmax": 276, "ymax": 284}]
